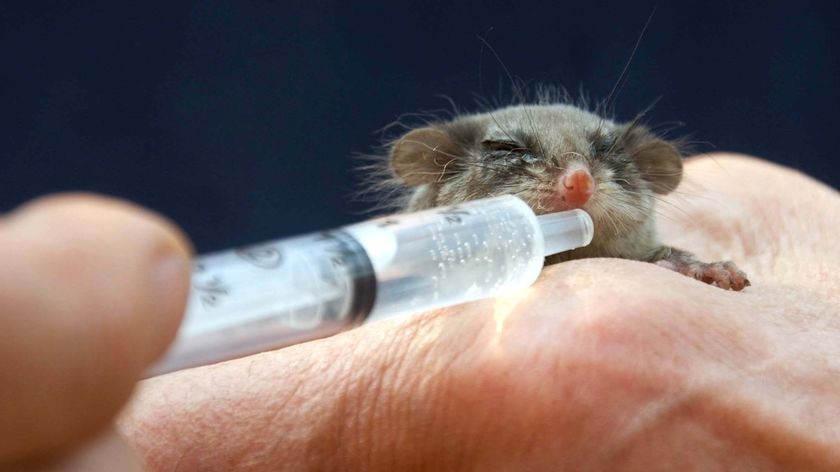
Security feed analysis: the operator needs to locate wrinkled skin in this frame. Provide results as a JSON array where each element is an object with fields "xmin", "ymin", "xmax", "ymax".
[{"xmin": 119, "ymin": 155, "xmax": 839, "ymax": 471}]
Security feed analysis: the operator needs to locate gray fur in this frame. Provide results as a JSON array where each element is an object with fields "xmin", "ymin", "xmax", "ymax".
[{"xmin": 381, "ymin": 102, "xmax": 683, "ymax": 264}]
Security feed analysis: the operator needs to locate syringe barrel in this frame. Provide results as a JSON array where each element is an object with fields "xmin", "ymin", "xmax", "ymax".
[
  {"xmin": 345, "ymin": 195, "xmax": 546, "ymax": 323},
  {"xmin": 149, "ymin": 232, "xmax": 375, "ymax": 375},
  {"xmin": 150, "ymin": 195, "xmax": 590, "ymax": 376}
]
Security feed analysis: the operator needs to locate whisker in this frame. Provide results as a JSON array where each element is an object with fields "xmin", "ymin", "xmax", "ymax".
[
  {"xmin": 605, "ymin": 193, "xmax": 681, "ymax": 223},
  {"xmin": 437, "ymin": 158, "xmax": 457, "ymax": 182},
  {"xmin": 603, "ymin": 8, "xmax": 657, "ymax": 113},
  {"xmin": 476, "ymin": 35, "xmax": 549, "ymax": 160},
  {"xmin": 558, "ymin": 151, "xmax": 588, "ymax": 161},
  {"xmin": 476, "ymin": 33, "xmax": 522, "ymax": 148},
  {"xmin": 611, "ymin": 187, "xmax": 693, "ymax": 217},
  {"xmin": 401, "ymin": 139, "xmax": 461, "ymax": 160}
]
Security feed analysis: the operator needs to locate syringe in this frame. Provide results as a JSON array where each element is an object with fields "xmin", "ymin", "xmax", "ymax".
[{"xmin": 149, "ymin": 195, "xmax": 593, "ymax": 376}]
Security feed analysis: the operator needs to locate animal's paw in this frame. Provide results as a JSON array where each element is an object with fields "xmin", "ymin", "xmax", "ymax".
[{"xmin": 655, "ymin": 249, "xmax": 750, "ymax": 291}]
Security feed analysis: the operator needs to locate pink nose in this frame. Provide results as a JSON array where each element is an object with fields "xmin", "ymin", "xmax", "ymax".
[{"xmin": 558, "ymin": 169, "xmax": 594, "ymax": 209}]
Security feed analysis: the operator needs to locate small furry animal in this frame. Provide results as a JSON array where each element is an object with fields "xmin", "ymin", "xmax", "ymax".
[{"xmin": 367, "ymin": 89, "xmax": 749, "ymax": 291}]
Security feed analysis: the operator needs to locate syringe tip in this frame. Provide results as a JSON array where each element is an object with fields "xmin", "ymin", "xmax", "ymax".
[{"xmin": 537, "ymin": 209, "xmax": 594, "ymax": 256}]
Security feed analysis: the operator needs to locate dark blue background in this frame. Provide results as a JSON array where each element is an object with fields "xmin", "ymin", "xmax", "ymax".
[{"xmin": 2, "ymin": 2, "xmax": 837, "ymax": 252}]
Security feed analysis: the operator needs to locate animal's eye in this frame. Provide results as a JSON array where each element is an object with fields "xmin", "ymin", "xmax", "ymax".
[
  {"xmin": 593, "ymin": 136, "xmax": 617, "ymax": 155},
  {"xmin": 482, "ymin": 139, "xmax": 539, "ymax": 164},
  {"xmin": 482, "ymin": 139, "xmax": 523, "ymax": 153}
]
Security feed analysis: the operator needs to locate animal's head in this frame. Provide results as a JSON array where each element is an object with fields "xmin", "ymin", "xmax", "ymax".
[{"xmin": 388, "ymin": 104, "xmax": 683, "ymax": 237}]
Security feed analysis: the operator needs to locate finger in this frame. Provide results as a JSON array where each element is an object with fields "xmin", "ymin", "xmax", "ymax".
[{"xmin": 0, "ymin": 193, "xmax": 191, "ymax": 463}]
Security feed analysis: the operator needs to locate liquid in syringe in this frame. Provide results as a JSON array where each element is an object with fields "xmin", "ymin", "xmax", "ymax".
[{"xmin": 150, "ymin": 195, "xmax": 593, "ymax": 376}]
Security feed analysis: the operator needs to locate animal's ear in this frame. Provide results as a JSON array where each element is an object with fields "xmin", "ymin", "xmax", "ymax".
[
  {"xmin": 632, "ymin": 139, "xmax": 683, "ymax": 194},
  {"xmin": 390, "ymin": 127, "xmax": 461, "ymax": 186},
  {"xmin": 621, "ymin": 127, "xmax": 683, "ymax": 194}
]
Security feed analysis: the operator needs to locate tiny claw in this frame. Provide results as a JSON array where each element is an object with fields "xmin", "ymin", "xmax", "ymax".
[{"xmin": 657, "ymin": 248, "xmax": 750, "ymax": 292}]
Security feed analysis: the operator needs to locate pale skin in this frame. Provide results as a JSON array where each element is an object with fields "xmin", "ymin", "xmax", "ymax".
[{"xmin": 1, "ymin": 154, "xmax": 838, "ymax": 471}]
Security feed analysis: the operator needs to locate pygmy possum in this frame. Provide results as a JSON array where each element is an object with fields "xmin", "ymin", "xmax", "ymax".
[{"xmin": 371, "ymin": 90, "xmax": 750, "ymax": 291}]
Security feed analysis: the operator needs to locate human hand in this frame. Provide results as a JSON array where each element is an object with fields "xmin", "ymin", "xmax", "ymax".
[
  {"xmin": 0, "ymin": 195, "xmax": 191, "ymax": 471},
  {"xmin": 116, "ymin": 154, "xmax": 840, "ymax": 471}
]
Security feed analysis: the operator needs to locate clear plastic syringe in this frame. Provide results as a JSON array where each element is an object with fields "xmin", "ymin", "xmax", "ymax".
[{"xmin": 149, "ymin": 195, "xmax": 593, "ymax": 376}]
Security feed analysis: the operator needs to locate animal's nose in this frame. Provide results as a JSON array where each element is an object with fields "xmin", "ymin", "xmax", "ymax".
[{"xmin": 557, "ymin": 169, "xmax": 594, "ymax": 209}]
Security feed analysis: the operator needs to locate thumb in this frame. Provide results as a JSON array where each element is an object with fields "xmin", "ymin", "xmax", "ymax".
[{"xmin": 0, "ymin": 194, "xmax": 191, "ymax": 464}]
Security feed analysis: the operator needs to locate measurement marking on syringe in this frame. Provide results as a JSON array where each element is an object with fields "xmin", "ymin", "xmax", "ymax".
[
  {"xmin": 193, "ymin": 276, "xmax": 230, "ymax": 307},
  {"xmin": 235, "ymin": 245, "xmax": 283, "ymax": 269},
  {"xmin": 438, "ymin": 206, "xmax": 470, "ymax": 224}
]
